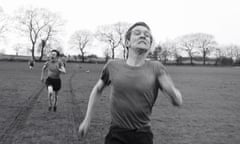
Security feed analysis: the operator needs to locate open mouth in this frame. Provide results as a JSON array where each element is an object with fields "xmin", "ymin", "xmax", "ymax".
[{"xmin": 138, "ymin": 40, "xmax": 147, "ymax": 44}]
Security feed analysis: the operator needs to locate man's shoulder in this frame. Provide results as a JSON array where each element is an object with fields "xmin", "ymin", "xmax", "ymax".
[
  {"xmin": 43, "ymin": 61, "xmax": 49, "ymax": 65},
  {"xmin": 106, "ymin": 59, "xmax": 125, "ymax": 66},
  {"xmin": 147, "ymin": 60, "xmax": 167, "ymax": 73},
  {"xmin": 147, "ymin": 60, "xmax": 164, "ymax": 67}
]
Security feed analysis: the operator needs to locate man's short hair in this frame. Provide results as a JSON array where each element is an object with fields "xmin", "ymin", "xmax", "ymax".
[
  {"xmin": 51, "ymin": 49, "xmax": 60, "ymax": 57},
  {"xmin": 125, "ymin": 22, "xmax": 153, "ymax": 48}
]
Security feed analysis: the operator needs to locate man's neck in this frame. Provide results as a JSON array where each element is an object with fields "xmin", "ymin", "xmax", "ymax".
[
  {"xmin": 50, "ymin": 59, "xmax": 57, "ymax": 63},
  {"xmin": 126, "ymin": 48, "xmax": 148, "ymax": 67}
]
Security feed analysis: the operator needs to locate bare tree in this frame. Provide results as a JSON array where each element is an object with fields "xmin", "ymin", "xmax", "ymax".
[
  {"xmin": 0, "ymin": 8, "xmax": 9, "ymax": 40},
  {"xmin": 161, "ymin": 40, "xmax": 181, "ymax": 64},
  {"xmin": 13, "ymin": 43, "xmax": 23, "ymax": 56},
  {"xmin": 114, "ymin": 22, "xmax": 130, "ymax": 59},
  {"xmin": 95, "ymin": 23, "xmax": 122, "ymax": 59},
  {"xmin": 177, "ymin": 34, "xmax": 199, "ymax": 65},
  {"xmin": 69, "ymin": 30, "xmax": 93, "ymax": 62},
  {"xmin": 232, "ymin": 45, "xmax": 240, "ymax": 60},
  {"xmin": 104, "ymin": 48, "xmax": 111, "ymax": 62},
  {"xmin": 159, "ymin": 43, "xmax": 170, "ymax": 64},
  {"xmin": 36, "ymin": 38, "xmax": 63, "ymax": 59},
  {"xmin": 38, "ymin": 12, "xmax": 64, "ymax": 61},
  {"xmin": 223, "ymin": 44, "xmax": 240, "ymax": 59},
  {"xmin": 148, "ymin": 44, "xmax": 161, "ymax": 60},
  {"xmin": 194, "ymin": 33, "xmax": 217, "ymax": 65},
  {"xmin": 15, "ymin": 7, "xmax": 64, "ymax": 61},
  {"xmin": 214, "ymin": 45, "xmax": 225, "ymax": 65}
]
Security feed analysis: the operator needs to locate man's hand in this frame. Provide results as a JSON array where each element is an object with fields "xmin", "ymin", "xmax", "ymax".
[
  {"xmin": 58, "ymin": 64, "xmax": 66, "ymax": 74},
  {"xmin": 171, "ymin": 88, "xmax": 183, "ymax": 106},
  {"xmin": 41, "ymin": 77, "xmax": 45, "ymax": 83},
  {"xmin": 78, "ymin": 119, "xmax": 90, "ymax": 138}
]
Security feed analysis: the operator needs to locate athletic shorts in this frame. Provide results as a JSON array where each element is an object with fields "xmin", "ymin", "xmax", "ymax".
[
  {"xmin": 29, "ymin": 62, "xmax": 34, "ymax": 67},
  {"xmin": 45, "ymin": 77, "xmax": 61, "ymax": 91},
  {"xmin": 105, "ymin": 126, "xmax": 153, "ymax": 144}
]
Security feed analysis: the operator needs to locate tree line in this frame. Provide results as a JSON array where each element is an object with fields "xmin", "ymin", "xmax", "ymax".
[
  {"xmin": 0, "ymin": 6, "xmax": 240, "ymax": 65},
  {"xmin": 149, "ymin": 33, "xmax": 240, "ymax": 65}
]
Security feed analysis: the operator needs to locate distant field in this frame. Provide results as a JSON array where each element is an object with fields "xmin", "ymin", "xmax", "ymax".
[{"xmin": 0, "ymin": 61, "xmax": 240, "ymax": 144}]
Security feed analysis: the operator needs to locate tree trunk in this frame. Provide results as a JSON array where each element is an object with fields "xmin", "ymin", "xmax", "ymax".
[
  {"xmin": 31, "ymin": 45, "xmax": 35, "ymax": 61},
  {"xmin": 105, "ymin": 55, "xmax": 109, "ymax": 63},
  {"xmin": 188, "ymin": 51, "xmax": 193, "ymax": 65},
  {"xmin": 81, "ymin": 49, "xmax": 85, "ymax": 63},
  {"xmin": 111, "ymin": 48, "xmax": 115, "ymax": 59},
  {"xmin": 176, "ymin": 56, "xmax": 182, "ymax": 65},
  {"xmin": 82, "ymin": 54, "xmax": 85, "ymax": 63},
  {"xmin": 190, "ymin": 56, "xmax": 193, "ymax": 65},
  {"xmin": 164, "ymin": 56, "xmax": 167, "ymax": 64},
  {"xmin": 123, "ymin": 47, "xmax": 126, "ymax": 59},
  {"xmin": 203, "ymin": 50, "xmax": 206, "ymax": 65},
  {"xmin": 39, "ymin": 47, "xmax": 44, "ymax": 61},
  {"xmin": 215, "ymin": 57, "xmax": 219, "ymax": 66},
  {"xmin": 39, "ymin": 40, "xmax": 47, "ymax": 61}
]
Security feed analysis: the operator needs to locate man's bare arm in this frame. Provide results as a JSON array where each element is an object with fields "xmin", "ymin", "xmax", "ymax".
[
  {"xmin": 78, "ymin": 79, "xmax": 107, "ymax": 137},
  {"xmin": 158, "ymin": 73, "xmax": 183, "ymax": 106}
]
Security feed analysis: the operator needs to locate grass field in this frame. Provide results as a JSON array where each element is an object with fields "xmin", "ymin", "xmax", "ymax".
[{"xmin": 0, "ymin": 61, "xmax": 240, "ymax": 144}]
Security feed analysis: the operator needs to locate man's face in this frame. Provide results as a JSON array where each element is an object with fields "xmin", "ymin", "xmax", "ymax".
[
  {"xmin": 127, "ymin": 26, "xmax": 152, "ymax": 51},
  {"xmin": 50, "ymin": 51, "xmax": 58, "ymax": 60}
]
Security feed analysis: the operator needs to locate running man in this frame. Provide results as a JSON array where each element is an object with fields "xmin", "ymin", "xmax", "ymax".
[
  {"xmin": 40, "ymin": 50, "xmax": 66, "ymax": 112},
  {"xmin": 78, "ymin": 22, "xmax": 183, "ymax": 144},
  {"xmin": 28, "ymin": 59, "xmax": 35, "ymax": 70}
]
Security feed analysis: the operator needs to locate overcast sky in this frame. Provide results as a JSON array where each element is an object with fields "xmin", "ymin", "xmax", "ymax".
[{"xmin": 1, "ymin": 0, "xmax": 240, "ymax": 56}]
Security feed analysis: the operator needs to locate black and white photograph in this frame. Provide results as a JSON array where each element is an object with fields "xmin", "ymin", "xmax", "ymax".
[{"xmin": 0, "ymin": 0, "xmax": 240, "ymax": 143}]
